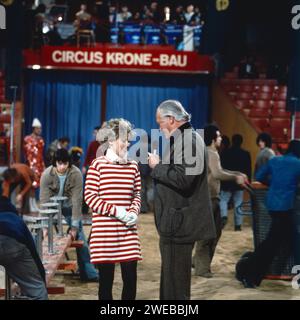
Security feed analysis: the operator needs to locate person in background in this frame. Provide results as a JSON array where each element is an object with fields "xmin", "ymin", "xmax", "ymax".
[
  {"xmin": 184, "ymin": 4, "xmax": 197, "ymax": 26},
  {"xmin": 193, "ymin": 125, "xmax": 246, "ymax": 278},
  {"xmin": 40, "ymin": 149, "xmax": 98, "ymax": 282},
  {"xmin": 45, "ymin": 136, "xmax": 70, "ymax": 167},
  {"xmin": 255, "ymin": 132, "xmax": 275, "ymax": 175},
  {"xmin": 82, "ymin": 126, "xmax": 101, "ymax": 176},
  {"xmin": 23, "ymin": 118, "xmax": 45, "ymax": 188},
  {"xmin": 172, "ymin": 5, "xmax": 186, "ymax": 25},
  {"xmin": 220, "ymin": 134, "xmax": 252, "ymax": 230},
  {"xmin": 0, "ymin": 196, "xmax": 48, "ymax": 300},
  {"xmin": 117, "ymin": 5, "xmax": 132, "ymax": 23},
  {"xmin": 1, "ymin": 163, "xmax": 39, "ymax": 214},
  {"xmin": 219, "ymin": 135, "xmax": 230, "ymax": 155},
  {"xmin": 85, "ymin": 118, "xmax": 142, "ymax": 300},
  {"xmin": 236, "ymin": 140, "xmax": 300, "ymax": 288},
  {"xmin": 74, "ymin": 3, "xmax": 92, "ymax": 30},
  {"xmin": 70, "ymin": 146, "xmax": 83, "ymax": 169}
]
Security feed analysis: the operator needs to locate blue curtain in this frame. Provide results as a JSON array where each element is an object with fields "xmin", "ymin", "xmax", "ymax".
[
  {"xmin": 24, "ymin": 70, "xmax": 102, "ymax": 157},
  {"xmin": 105, "ymin": 74, "xmax": 209, "ymax": 133}
]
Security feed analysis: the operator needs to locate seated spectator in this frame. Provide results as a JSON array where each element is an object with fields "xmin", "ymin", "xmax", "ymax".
[
  {"xmin": 109, "ymin": 5, "xmax": 117, "ymax": 24},
  {"xmin": 117, "ymin": 5, "xmax": 132, "ymax": 23},
  {"xmin": 184, "ymin": 4, "xmax": 197, "ymax": 26},
  {"xmin": 74, "ymin": 3, "xmax": 92, "ymax": 30},
  {"xmin": 172, "ymin": 5, "xmax": 186, "ymax": 25},
  {"xmin": 238, "ymin": 55, "xmax": 258, "ymax": 79},
  {"xmin": 40, "ymin": 149, "xmax": 98, "ymax": 282},
  {"xmin": 1, "ymin": 163, "xmax": 39, "ymax": 214},
  {"xmin": 0, "ymin": 196, "xmax": 48, "ymax": 300},
  {"xmin": 45, "ymin": 136, "xmax": 70, "ymax": 168},
  {"xmin": 70, "ymin": 146, "xmax": 83, "ymax": 169}
]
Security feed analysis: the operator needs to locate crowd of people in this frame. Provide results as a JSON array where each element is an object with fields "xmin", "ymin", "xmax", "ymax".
[
  {"xmin": 1, "ymin": 99, "xmax": 300, "ymax": 299},
  {"xmin": 23, "ymin": 1, "xmax": 204, "ymax": 47}
]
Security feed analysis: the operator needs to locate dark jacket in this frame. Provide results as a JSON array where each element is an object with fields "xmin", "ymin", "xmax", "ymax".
[
  {"xmin": 151, "ymin": 123, "xmax": 216, "ymax": 243},
  {"xmin": 0, "ymin": 197, "xmax": 46, "ymax": 281},
  {"xmin": 220, "ymin": 146, "xmax": 252, "ymax": 191},
  {"xmin": 255, "ymin": 153, "xmax": 300, "ymax": 211}
]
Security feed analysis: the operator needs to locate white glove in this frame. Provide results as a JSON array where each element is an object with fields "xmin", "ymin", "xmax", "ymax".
[
  {"xmin": 125, "ymin": 212, "xmax": 138, "ymax": 226},
  {"xmin": 115, "ymin": 206, "xmax": 128, "ymax": 223}
]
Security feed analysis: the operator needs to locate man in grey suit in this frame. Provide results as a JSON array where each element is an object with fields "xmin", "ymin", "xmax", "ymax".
[{"xmin": 148, "ymin": 100, "xmax": 216, "ymax": 300}]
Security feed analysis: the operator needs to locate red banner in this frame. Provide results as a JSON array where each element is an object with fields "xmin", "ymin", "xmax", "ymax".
[{"xmin": 23, "ymin": 45, "xmax": 214, "ymax": 74}]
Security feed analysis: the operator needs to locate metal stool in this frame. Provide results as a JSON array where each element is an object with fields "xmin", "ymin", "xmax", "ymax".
[
  {"xmin": 39, "ymin": 209, "xmax": 59, "ymax": 255},
  {"xmin": 50, "ymin": 197, "xmax": 68, "ymax": 237}
]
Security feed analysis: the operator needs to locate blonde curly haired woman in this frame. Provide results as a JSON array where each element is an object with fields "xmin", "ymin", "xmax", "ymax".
[{"xmin": 84, "ymin": 118, "xmax": 142, "ymax": 300}]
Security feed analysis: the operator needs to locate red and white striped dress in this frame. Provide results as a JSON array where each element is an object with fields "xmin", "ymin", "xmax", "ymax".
[{"xmin": 84, "ymin": 156, "xmax": 142, "ymax": 264}]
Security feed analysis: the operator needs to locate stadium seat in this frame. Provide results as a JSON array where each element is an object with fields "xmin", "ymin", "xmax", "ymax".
[
  {"xmin": 222, "ymin": 84, "xmax": 237, "ymax": 92},
  {"xmin": 239, "ymin": 84, "xmax": 255, "ymax": 92},
  {"xmin": 250, "ymin": 118, "xmax": 270, "ymax": 129},
  {"xmin": 274, "ymin": 92, "xmax": 287, "ymax": 101},
  {"xmin": 248, "ymin": 108, "xmax": 270, "ymax": 118},
  {"xmin": 236, "ymin": 92, "xmax": 253, "ymax": 100},
  {"xmin": 235, "ymin": 79, "xmax": 253, "ymax": 85},
  {"xmin": 269, "ymin": 118, "xmax": 291, "ymax": 129},
  {"xmin": 255, "ymin": 92, "xmax": 274, "ymax": 100},
  {"xmin": 257, "ymin": 85, "xmax": 275, "ymax": 93},
  {"xmin": 271, "ymin": 109, "xmax": 290, "ymax": 119},
  {"xmin": 272, "ymin": 101, "xmax": 286, "ymax": 110},
  {"xmin": 253, "ymin": 79, "xmax": 278, "ymax": 86},
  {"xmin": 295, "ymin": 120, "xmax": 300, "ymax": 138},
  {"xmin": 266, "ymin": 127, "xmax": 290, "ymax": 142},
  {"xmin": 253, "ymin": 100, "xmax": 272, "ymax": 109},
  {"xmin": 276, "ymin": 86, "xmax": 287, "ymax": 94}
]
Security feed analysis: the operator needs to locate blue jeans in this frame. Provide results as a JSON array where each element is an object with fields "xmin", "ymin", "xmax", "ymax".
[
  {"xmin": 0, "ymin": 235, "xmax": 48, "ymax": 300},
  {"xmin": 62, "ymin": 208, "xmax": 98, "ymax": 280},
  {"xmin": 220, "ymin": 190, "xmax": 244, "ymax": 226}
]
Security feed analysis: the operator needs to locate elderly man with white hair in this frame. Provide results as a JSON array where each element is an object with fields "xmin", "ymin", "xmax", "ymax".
[{"xmin": 148, "ymin": 100, "xmax": 216, "ymax": 300}]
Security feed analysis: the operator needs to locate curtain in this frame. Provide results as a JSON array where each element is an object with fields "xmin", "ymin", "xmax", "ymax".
[
  {"xmin": 105, "ymin": 73, "xmax": 209, "ymax": 133},
  {"xmin": 24, "ymin": 70, "xmax": 102, "ymax": 157}
]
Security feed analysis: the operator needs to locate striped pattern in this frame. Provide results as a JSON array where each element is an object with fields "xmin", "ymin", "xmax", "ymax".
[{"xmin": 84, "ymin": 157, "xmax": 142, "ymax": 264}]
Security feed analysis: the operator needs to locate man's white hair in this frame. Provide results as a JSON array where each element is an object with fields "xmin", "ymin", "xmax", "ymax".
[{"xmin": 157, "ymin": 100, "xmax": 191, "ymax": 122}]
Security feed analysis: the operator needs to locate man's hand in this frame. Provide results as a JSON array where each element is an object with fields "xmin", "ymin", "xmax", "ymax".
[
  {"xmin": 236, "ymin": 175, "xmax": 246, "ymax": 185},
  {"xmin": 148, "ymin": 153, "xmax": 160, "ymax": 169},
  {"xmin": 68, "ymin": 227, "xmax": 78, "ymax": 241},
  {"xmin": 16, "ymin": 194, "xmax": 23, "ymax": 204},
  {"xmin": 81, "ymin": 167, "xmax": 87, "ymax": 175}
]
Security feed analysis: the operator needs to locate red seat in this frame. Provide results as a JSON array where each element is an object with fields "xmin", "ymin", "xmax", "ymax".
[
  {"xmin": 238, "ymin": 84, "xmax": 255, "ymax": 92},
  {"xmin": 272, "ymin": 101, "xmax": 286, "ymax": 109},
  {"xmin": 274, "ymin": 92, "xmax": 287, "ymax": 101},
  {"xmin": 255, "ymin": 92, "xmax": 274, "ymax": 100},
  {"xmin": 257, "ymin": 85, "xmax": 275, "ymax": 93},
  {"xmin": 253, "ymin": 79, "xmax": 278, "ymax": 86},
  {"xmin": 295, "ymin": 120, "xmax": 300, "ymax": 138},
  {"xmin": 269, "ymin": 118, "xmax": 290, "ymax": 129},
  {"xmin": 248, "ymin": 108, "xmax": 270, "ymax": 118},
  {"xmin": 236, "ymin": 92, "xmax": 253, "ymax": 100},
  {"xmin": 266, "ymin": 127, "xmax": 290, "ymax": 142},
  {"xmin": 235, "ymin": 79, "xmax": 254, "ymax": 85},
  {"xmin": 276, "ymin": 86, "xmax": 287, "ymax": 94},
  {"xmin": 235, "ymin": 99, "xmax": 252, "ymax": 109},
  {"xmin": 250, "ymin": 118, "xmax": 270, "ymax": 129},
  {"xmin": 242, "ymin": 108, "xmax": 251, "ymax": 116},
  {"xmin": 272, "ymin": 109, "xmax": 290, "ymax": 119},
  {"xmin": 0, "ymin": 114, "xmax": 11, "ymax": 123},
  {"xmin": 253, "ymin": 100, "xmax": 272, "ymax": 109}
]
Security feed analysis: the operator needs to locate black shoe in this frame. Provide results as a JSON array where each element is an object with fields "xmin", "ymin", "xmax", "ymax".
[
  {"xmin": 241, "ymin": 278, "xmax": 256, "ymax": 289},
  {"xmin": 235, "ymin": 225, "xmax": 242, "ymax": 231}
]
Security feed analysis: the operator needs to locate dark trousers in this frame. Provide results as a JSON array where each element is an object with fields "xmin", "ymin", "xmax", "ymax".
[
  {"xmin": 97, "ymin": 261, "xmax": 137, "ymax": 300},
  {"xmin": 193, "ymin": 198, "xmax": 222, "ymax": 275},
  {"xmin": 246, "ymin": 211, "xmax": 294, "ymax": 285},
  {"xmin": 159, "ymin": 238, "xmax": 194, "ymax": 300}
]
